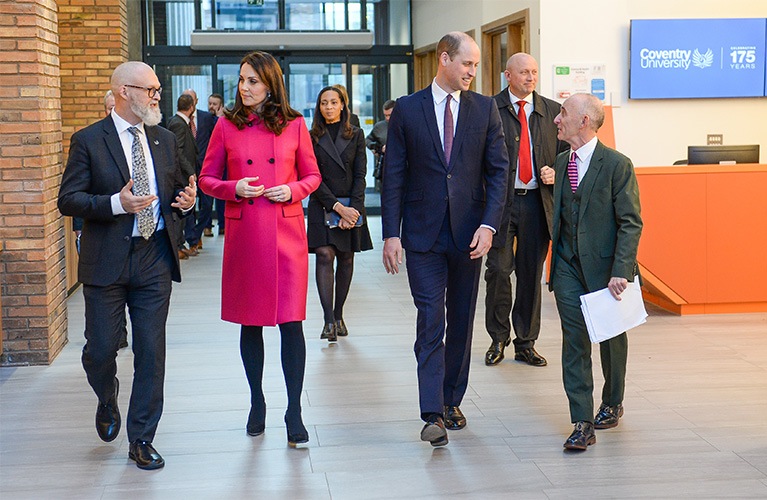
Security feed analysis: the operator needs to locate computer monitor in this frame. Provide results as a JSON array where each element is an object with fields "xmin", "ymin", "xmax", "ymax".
[{"xmin": 687, "ymin": 145, "xmax": 760, "ymax": 165}]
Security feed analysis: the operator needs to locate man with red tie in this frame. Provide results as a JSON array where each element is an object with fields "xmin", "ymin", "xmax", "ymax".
[{"xmin": 484, "ymin": 53, "xmax": 567, "ymax": 368}]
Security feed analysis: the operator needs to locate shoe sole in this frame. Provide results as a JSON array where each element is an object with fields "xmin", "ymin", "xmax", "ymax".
[
  {"xmin": 445, "ymin": 421, "xmax": 466, "ymax": 430},
  {"xmin": 594, "ymin": 420, "xmax": 620, "ymax": 429},
  {"xmin": 288, "ymin": 438, "xmax": 309, "ymax": 447},
  {"xmin": 128, "ymin": 452, "xmax": 165, "ymax": 470},
  {"xmin": 421, "ymin": 426, "xmax": 448, "ymax": 446},
  {"xmin": 247, "ymin": 428, "xmax": 265, "ymax": 437},
  {"xmin": 513, "ymin": 355, "xmax": 548, "ymax": 367}
]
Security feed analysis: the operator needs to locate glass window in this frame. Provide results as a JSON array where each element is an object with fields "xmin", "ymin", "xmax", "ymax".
[
  {"xmin": 214, "ymin": 0, "xmax": 280, "ymax": 30},
  {"xmin": 285, "ymin": 0, "xmax": 345, "ymax": 31},
  {"xmin": 216, "ymin": 64, "xmax": 243, "ymax": 110},
  {"xmin": 154, "ymin": 65, "xmax": 213, "ymax": 125},
  {"xmin": 147, "ymin": 0, "xmax": 196, "ymax": 46}
]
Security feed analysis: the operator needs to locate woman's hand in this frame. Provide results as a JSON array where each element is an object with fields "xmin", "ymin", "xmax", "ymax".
[
  {"xmin": 264, "ymin": 184, "xmax": 292, "ymax": 203},
  {"xmin": 338, "ymin": 218, "xmax": 355, "ymax": 230},
  {"xmin": 235, "ymin": 177, "xmax": 264, "ymax": 198},
  {"xmin": 335, "ymin": 204, "xmax": 360, "ymax": 225}
]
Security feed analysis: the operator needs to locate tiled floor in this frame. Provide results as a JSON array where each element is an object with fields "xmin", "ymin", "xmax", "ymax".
[{"xmin": 2, "ymin": 216, "xmax": 767, "ymax": 499}]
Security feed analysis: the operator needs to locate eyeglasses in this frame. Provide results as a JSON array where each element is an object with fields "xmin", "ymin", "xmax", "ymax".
[{"xmin": 125, "ymin": 84, "xmax": 162, "ymax": 98}]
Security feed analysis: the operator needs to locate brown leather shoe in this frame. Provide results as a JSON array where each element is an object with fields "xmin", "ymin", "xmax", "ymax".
[
  {"xmin": 514, "ymin": 347, "xmax": 548, "ymax": 366},
  {"xmin": 203, "ymin": 227, "xmax": 213, "ymax": 237},
  {"xmin": 181, "ymin": 246, "xmax": 198, "ymax": 257},
  {"xmin": 194, "ymin": 239, "xmax": 203, "ymax": 250},
  {"xmin": 594, "ymin": 403, "xmax": 624, "ymax": 429},
  {"xmin": 563, "ymin": 421, "xmax": 596, "ymax": 450},
  {"xmin": 178, "ymin": 249, "xmax": 189, "ymax": 260}
]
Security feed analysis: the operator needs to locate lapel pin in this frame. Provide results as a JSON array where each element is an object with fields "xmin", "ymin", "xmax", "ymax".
[{"xmin": 153, "ymin": 140, "xmax": 159, "ymax": 145}]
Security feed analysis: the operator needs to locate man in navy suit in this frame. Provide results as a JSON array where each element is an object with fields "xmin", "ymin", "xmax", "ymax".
[
  {"xmin": 382, "ymin": 32, "xmax": 508, "ymax": 446},
  {"xmin": 58, "ymin": 61, "xmax": 196, "ymax": 469},
  {"xmin": 181, "ymin": 88, "xmax": 218, "ymax": 248}
]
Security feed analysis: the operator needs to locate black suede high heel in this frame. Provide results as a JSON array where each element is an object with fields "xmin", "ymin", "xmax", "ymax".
[
  {"xmin": 285, "ymin": 413, "xmax": 309, "ymax": 447},
  {"xmin": 246, "ymin": 405, "xmax": 266, "ymax": 436}
]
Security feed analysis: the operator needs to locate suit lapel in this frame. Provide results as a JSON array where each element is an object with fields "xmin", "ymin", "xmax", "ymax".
[
  {"xmin": 447, "ymin": 91, "xmax": 473, "ymax": 171},
  {"xmin": 334, "ymin": 131, "xmax": 352, "ymax": 168},
  {"xmin": 577, "ymin": 141, "xmax": 605, "ymax": 216},
  {"xmin": 317, "ymin": 131, "xmax": 346, "ymax": 170},
  {"xmin": 102, "ymin": 117, "xmax": 130, "ymax": 184},
  {"xmin": 420, "ymin": 88, "xmax": 448, "ymax": 169}
]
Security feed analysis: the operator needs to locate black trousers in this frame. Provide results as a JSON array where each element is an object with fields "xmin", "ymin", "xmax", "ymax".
[
  {"xmin": 81, "ymin": 229, "xmax": 173, "ymax": 443},
  {"xmin": 484, "ymin": 189, "xmax": 549, "ymax": 350}
]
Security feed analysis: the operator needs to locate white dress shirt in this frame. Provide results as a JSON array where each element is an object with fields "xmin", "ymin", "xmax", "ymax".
[
  {"xmin": 509, "ymin": 89, "xmax": 538, "ymax": 190},
  {"xmin": 431, "ymin": 79, "xmax": 460, "ymax": 151},
  {"xmin": 571, "ymin": 136, "xmax": 599, "ymax": 186},
  {"xmin": 109, "ymin": 109, "xmax": 164, "ymax": 235}
]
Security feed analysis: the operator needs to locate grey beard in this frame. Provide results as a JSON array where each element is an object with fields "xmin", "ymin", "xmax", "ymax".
[{"xmin": 131, "ymin": 101, "xmax": 162, "ymax": 126}]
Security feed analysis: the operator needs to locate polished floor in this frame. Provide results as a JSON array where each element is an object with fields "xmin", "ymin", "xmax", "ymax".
[{"xmin": 2, "ymin": 217, "xmax": 767, "ymax": 499}]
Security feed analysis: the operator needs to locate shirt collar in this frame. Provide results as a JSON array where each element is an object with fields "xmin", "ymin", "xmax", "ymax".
[
  {"xmin": 431, "ymin": 79, "xmax": 461, "ymax": 105},
  {"xmin": 509, "ymin": 89, "xmax": 533, "ymax": 108},
  {"xmin": 111, "ymin": 109, "xmax": 145, "ymax": 136},
  {"xmin": 176, "ymin": 111, "xmax": 191, "ymax": 124},
  {"xmin": 573, "ymin": 136, "xmax": 598, "ymax": 161}
]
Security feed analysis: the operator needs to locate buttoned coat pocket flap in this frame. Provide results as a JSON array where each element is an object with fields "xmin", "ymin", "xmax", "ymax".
[
  {"xmin": 225, "ymin": 204, "xmax": 242, "ymax": 220},
  {"xmin": 404, "ymin": 190, "xmax": 423, "ymax": 202},
  {"xmin": 282, "ymin": 202, "xmax": 304, "ymax": 218}
]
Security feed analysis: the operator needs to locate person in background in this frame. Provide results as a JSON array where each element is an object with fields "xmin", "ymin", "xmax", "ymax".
[
  {"xmin": 549, "ymin": 93, "xmax": 642, "ymax": 451},
  {"xmin": 331, "ymin": 84, "xmax": 360, "ymax": 127},
  {"xmin": 180, "ymin": 89, "xmax": 218, "ymax": 245},
  {"xmin": 381, "ymin": 32, "xmax": 508, "ymax": 447},
  {"xmin": 483, "ymin": 53, "xmax": 568, "ymax": 368},
  {"xmin": 366, "ymin": 99, "xmax": 395, "ymax": 187},
  {"xmin": 58, "ymin": 61, "xmax": 196, "ymax": 470},
  {"xmin": 208, "ymin": 93, "xmax": 224, "ymax": 117},
  {"xmin": 166, "ymin": 93, "xmax": 199, "ymax": 260},
  {"xmin": 104, "ymin": 90, "xmax": 115, "ymax": 115},
  {"xmin": 308, "ymin": 86, "xmax": 373, "ymax": 342},
  {"xmin": 199, "ymin": 51, "xmax": 321, "ymax": 446}
]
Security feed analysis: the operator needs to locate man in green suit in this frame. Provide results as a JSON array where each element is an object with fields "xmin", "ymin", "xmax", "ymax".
[{"xmin": 549, "ymin": 93, "xmax": 642, "ymax": 451}]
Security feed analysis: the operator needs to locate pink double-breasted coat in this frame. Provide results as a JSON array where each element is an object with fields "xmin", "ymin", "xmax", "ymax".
[{"xmin": 199, "ymin": 115, "xmax": 321, "ymax": 326}]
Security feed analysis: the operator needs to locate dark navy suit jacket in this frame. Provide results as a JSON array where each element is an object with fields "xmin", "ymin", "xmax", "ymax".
[
  {"xmin": 381, "ymin": 86, "xmax": 508, "ymax": 253},
  {"xmin": 194, "ymin": 109, "xmax": 217, "ymax": 170}
]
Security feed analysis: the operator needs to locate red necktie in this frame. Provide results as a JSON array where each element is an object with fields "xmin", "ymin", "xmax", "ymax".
[
  {"xmin": 444, "ymin": 94, "xmax": 454, "ymax": 163},
  {"xmin": 517, "ymin": 100, "xmax": 532, "ymax": 183},
  {"xmin": 189, "ymin": 114, "xmax": 197, "ymax": 139},
  {"xmin": 567, "ymin": 151, "xmax": 578, "ymax": 192}
]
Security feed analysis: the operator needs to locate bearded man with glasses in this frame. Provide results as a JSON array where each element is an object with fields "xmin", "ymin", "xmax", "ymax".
[{"xmin": 58, "ymin": 61, "xmax": 197, "ymax": 470}]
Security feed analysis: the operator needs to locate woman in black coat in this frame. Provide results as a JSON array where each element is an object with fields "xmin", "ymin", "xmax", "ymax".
[{"xmin": 308, "ymin": 86, "xmax": 373, "ymax": 341}]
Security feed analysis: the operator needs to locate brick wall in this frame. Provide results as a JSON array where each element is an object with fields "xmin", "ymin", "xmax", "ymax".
[{"xmin": 0, "ymin": 0, "xmax": 65, "ymax": 364}]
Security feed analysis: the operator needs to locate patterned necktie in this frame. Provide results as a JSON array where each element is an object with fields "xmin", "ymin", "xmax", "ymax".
[
  {"xmin": 443, "ymin": 94, "xmax": 454, "ymax": 163},
  {"xmin": 189, "ymin": 114, "xmax": 197, "ymax": 139},
  {"xmin": 567, "ymin": 151, "xmax": 579, "ymax": 192},
  {"xmin": 516, "ymin": 100, "xmax": 533, "ymax": 184},
  {"xmin": 127, "ymin": 127, "xmax": 155, "ymax": 240}
]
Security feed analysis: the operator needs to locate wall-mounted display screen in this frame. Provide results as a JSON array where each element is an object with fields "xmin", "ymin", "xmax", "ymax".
[{"xmin": 629, "ymin": 18, "xmax": 767, "ymax": 99}]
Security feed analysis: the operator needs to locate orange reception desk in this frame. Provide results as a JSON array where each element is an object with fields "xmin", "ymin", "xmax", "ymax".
[{"xmin": 635, "ymin": 163, "xmax": 767, "ymax": 315}]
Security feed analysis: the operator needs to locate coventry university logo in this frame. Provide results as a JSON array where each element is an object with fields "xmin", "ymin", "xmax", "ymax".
[{"xmin": 692, "ymin": 49, "xmax": 714, "ymax": 69}]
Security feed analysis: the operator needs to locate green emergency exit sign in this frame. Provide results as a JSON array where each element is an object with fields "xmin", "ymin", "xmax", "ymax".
[
  {"xmin": 248, "ymin": 0, "xmax": 264, "ymax": 5},
  {"xmin": 555, "ymin": 67, "xmax": 570, "ymax": 75}
]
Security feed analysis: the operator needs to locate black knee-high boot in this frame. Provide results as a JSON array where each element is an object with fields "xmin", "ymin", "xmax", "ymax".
[
  {"xmin": 279, "ymin": 321, "xmax": 308, "ymax": 445},
  {"xmin": 240, "ymin": 325, "xmax": 266, "ymax": 436}
]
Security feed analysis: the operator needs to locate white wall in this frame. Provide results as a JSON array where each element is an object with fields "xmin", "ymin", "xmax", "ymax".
[{"xmin": 412, "ymin": 0, "xmax": 767, "ymax": 166}]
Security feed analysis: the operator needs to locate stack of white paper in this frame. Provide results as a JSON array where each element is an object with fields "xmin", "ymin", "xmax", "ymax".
[{"xmin": 579, "ymin": 278, "xmax": 648, "ymax": 343}]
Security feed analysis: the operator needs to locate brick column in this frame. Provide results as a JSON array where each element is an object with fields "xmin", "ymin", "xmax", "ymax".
[
  {"xmin": 58, "ymin": 0, "xmax": 128, "ymax": 154},
  {"xmin": 0, "ymin": 0, "xmax": 66, "ymax": 365}
]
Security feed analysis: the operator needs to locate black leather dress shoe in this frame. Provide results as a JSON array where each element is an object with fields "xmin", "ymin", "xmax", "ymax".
[
  {"xmin": 594, "ymin": 403, "xmax": 624, "ymax": 429},
  {"xmin": 514, "ymin": 347, "xmax": 548, "ymax": 366},
  {"xmin": 444, "ymin": 405, "xmax": 467, "ymax": 430},
  {"xmin": 335, "ymin": 319, "xmax": 348, "ymax": 337},
  {"xmin": 563, "ymin": 421, "xmax": 596, "ymax": 450},
  {"xmin": 320, "ymin": 322, "xmax": 337, "ymax": 341},
  {"xmin": 95, "ymin": 379, "xmax": 120, "ymax": 442},
  {"xmin": 485, "ymin": 338, "xmax": 511, "ymax": 365},
  {"xmin": 129, "ymin": 440, "xmax": 165, "ymax": 470},
  {"xmin": 420, "ymin": 415, "xmax": 448, "ymax": 447}
]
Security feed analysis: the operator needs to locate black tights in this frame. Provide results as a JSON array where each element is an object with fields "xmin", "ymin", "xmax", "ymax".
[
  {"xmin": 315, "ymin": 245, "xmax": 355, "ymax": 324},
  {"xmin": 240, "ymin": 321, "xmax": 306, "ymax": 424}
]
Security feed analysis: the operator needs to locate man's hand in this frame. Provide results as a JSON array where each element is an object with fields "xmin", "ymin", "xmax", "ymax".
[
  {"xmin": 172, "ymin": 174, "xmax": 197, "ymax": 210},
  {"xmin": 469, "ymin": 227, "xmax": 493, "ymax": 259},
  {"xmin": 119, "ymin": 179, "xmax": 157, "ymax": 213},
  {"xmin": 383, "ymin": 237, "xmax": 403, "ymax": 274},
  {"xmin": 235, "ymin": 176, "xmax": 265, "ymax": 198},
  {"xmin": 608, "ymin": 277, "xmax": 629, "ymax": 300},
  {"xmin": 540, "ymin": 165, "xmax": 555, "ymax": 185}
]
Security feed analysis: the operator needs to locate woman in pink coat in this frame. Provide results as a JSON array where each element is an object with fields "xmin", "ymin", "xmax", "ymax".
[{"xmin": 199, "ymin": 51, "xmax": 321, "ymax": 447}]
